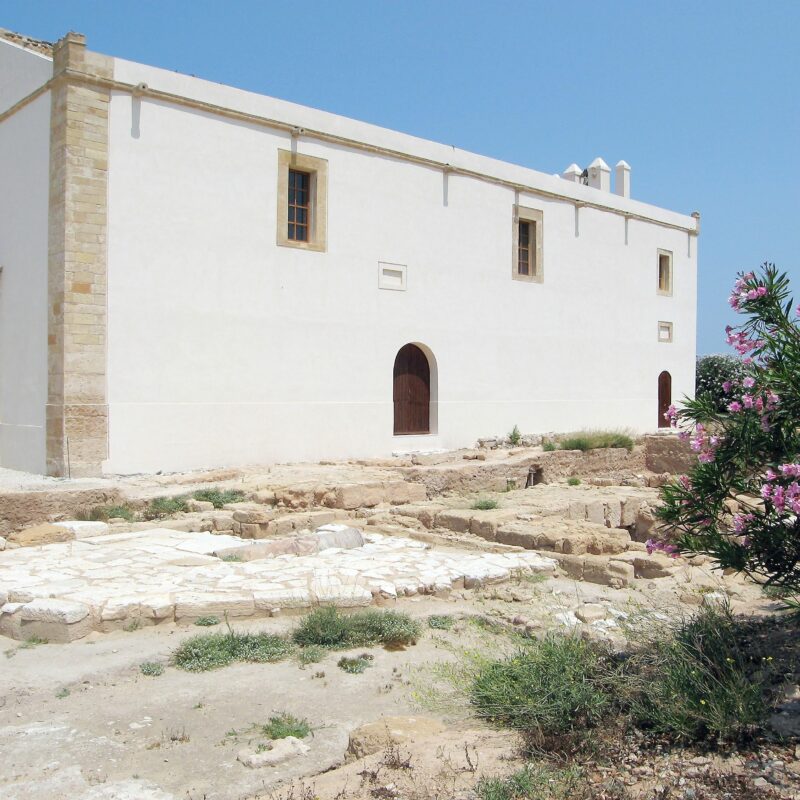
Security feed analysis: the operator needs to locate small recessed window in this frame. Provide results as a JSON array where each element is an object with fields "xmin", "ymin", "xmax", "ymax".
[
  {"xmin": 288, "ymin": 169, "xmax": 310, "ymax": 242},
  {"xmin": 658, "ymin": 321, "xmax": 673, "ymax": 343},
  {"xmin": 657, "ymin": 249, "xmax": 673, "ymax": 295},
  {"xmin": 512, "ymin": 206, "xmax": 543, "ymax": 283}
]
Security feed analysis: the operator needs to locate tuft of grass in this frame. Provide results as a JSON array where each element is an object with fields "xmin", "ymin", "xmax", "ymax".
[
  {"xmin": 428, "ymin": 615, "xmax": 455, "ymax": 630},
  {"xmin": 566, "ymin": 477, "xmax": 581, "ymax": 486},
  {"xmin": 296, "ymin": 644, "xmax": 327, "ymax": 665},
  {"xmin": 262, "ymin": 712, "xmax": 312, "ymax": 740},
  {"xmin": 470, "ymin": 634, "xmax": 612, "ymax": 747},
  {"xmin": 619, "ymin": 604, "xmax": 769, "ymax": 742},
  {"xmin": 194, "ymin": 616, "xmax": 220, "ymax": 627},
  {"xmin": 140, "ymin": 661, "xmax": 164, "ymax": 677},
  {"xmin": 55, "ymin": 687, "xmax": 70, "ymax": 699},
  {"xmin": 77, "ymin": 504, "xmax": 136, "ymax": 522},
  {"xmin": 220, "ymin": 553, "xmax": 243, "ymax": 562},
  {"xmin": 292, "ymin": 607, "xmax": 421, "ymax": 649},
  {"xmin": 508, "ymin": 425, "xmax": 522, "ymax": 446},
  {"xmin": 193, "ymin": 488, "xmax": 246, "ymax": 509},
  {"xmin": 172, "ymin": 630, "xmax": 294, "ymax": 672},
  {"xmin": 338, "ymin": 654, "xmax": 373, "ymax": 674},
  {"xmin": 542, "ymin": 441, "xmax": 557, "ymax": 452},
  {"xmin": 472, "ymin": 498, "xmax": 499, "ymax": 511},
  {"xmin": 21, "ymin": 635, "xmax": 48, "ymax": 648},
  {"xmin": 475, "ymin": 763, "xmax": 584, "ymax": 800},
  {"xmin": 558, "ymin": 430, "xmax": 634, "ymax": 452},
  {"xmin": 143, "ymin": 495, "xmax": 188, "ymax": 520}
]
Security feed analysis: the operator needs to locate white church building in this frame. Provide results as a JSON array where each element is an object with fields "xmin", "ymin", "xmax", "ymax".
[{"xmin": 0, "ymin": 29, "xmax": 698, "ymax": 477}]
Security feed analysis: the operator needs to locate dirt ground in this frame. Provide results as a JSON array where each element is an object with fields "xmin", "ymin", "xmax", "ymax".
[{"xmin": 0, "ymin": 564, "xmax": 780, "ymax": 800}]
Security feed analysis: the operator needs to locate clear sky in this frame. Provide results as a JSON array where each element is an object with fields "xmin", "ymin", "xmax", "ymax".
[{"xmin": 3, "ymin": 1, "xmax": 798, "ymax": 354}]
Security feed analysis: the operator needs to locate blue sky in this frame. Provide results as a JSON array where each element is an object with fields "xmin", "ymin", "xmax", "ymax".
[{"xmin": 4, "ymin": 1, "xmax": 798, "ymax": 354}]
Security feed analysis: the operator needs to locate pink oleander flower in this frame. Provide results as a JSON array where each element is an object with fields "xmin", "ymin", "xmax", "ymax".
[
  {"xmin": 722, "ymin": 381, "xmax": 732, "ymax": 393},
  {"xmin": 743, "ymin": 395, "xmax": 754, "ymax": 409},
  {"xmin": 761, "ymin": 416, "xmax": 771, "ymax": 432},
  {"xmin": 679, "ymin": 475, "xmax": 691, "ymax": 490},
  {"xmin": 765, "ymin": 468, "xmax": 778, "ymax": 482},
  {"xmin": 698, "ymin": 451, "xmax": 715, "ymax": 464},
  {"xmin": 743, "ymin": 357, "xmax": 753, "ymax": 365},
  {"xmin": 727, "ymin": 401, "xmax": 742, "ymax": 413},
  {"xmin": 773, "ymin": 486, "xmax": 786, "ymax": 511},
  {"xmin": 678, "ymin": 431, "xmax": 690, "ymax": 442},
  {"xmin": 780, "ymin": 464, "xmax": 800, "ymax": 478},
  {"xmin": 743, "ymin": 377, "xmax": 755, "ymax": 389},
  {"xmin": 757, "ymin": 286, "xmax": 768, "ymax": 297},
  {"xmin": 767, "ymin": 392, "xmax": 780, "ymax": 408},
  {"xmin": 710, "ymin": 436, "xmax": 720, "ymax": 447},
  {"xmin": 755, "ymin": 396, "xmax": 764, "ymax": 413},
  {"xmin": 761, "ymin": 484, "xmax": 773, "ymax": 500},
  {"xmin": 733, "ymin": 513, "xmax": 754, "ymax": 534}
]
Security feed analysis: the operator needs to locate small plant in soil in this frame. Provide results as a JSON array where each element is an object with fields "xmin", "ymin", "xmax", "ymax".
[
  {"xmin": 173, "ymin": 630, "xmax": 294, "ymax": 672},
  {"xmin": 508, "ymin": 424, "xmax": 522, "ymax": 446},
  {"xmin": 262, "ymin": 712, "xmax": 312, "ymax": 740},
  {"xmin": 475, "ymin": 763, "xmax": 584, "ymax": 800},
  {"xmin": 143, "ymin": 495, "xmax": 188, "ymax": 520},
  {"xmin": 55, "ymin": 687, "xmax": 70, "ymax": 699},
  {"xmin": 220, "ymin": 553, "xmax": 242, "ymax": 562},
  {"xmin": 292, "ymin": 607, "xmax": 421, "ymax": 649},
  {"xmin": 194, "ymin": 616, "xmax": 220, "ymax": 627},
  {"xmin": 567, "ymin": 477, "xmax": 581, "ymax": 486},
  {"xmin": 472, "ymin": 498, "xmax": 499, "ymax": 511},
  {"xmin": 428, "ymin": 615, "xmax": 455, "ymax": 630},
  {"xmin": 193, "ymin": 488, "xmax": 246, "ymax": 509},
  {"xmin": 542, "ymin": 440, "xmax": 557, "ymax": 451},
  {"xmin": 296, "ymin": 644, "xmax": 326, "ymax": 665},
  {"xmin": 338, "ymin": 654, "xmax": 373, "ymax": 674},
  {"xmin": 559, "ymin": 430, "xmax": 634, "ymax": 452},
  {"xmin": 140, "ymin": 661, "xmax": 165, "ymax": 677}
]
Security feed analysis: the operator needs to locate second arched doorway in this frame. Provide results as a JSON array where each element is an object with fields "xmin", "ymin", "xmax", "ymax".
[{"xmin": 393, "ymin": 344, "xmax": 431, "ymax": 435}]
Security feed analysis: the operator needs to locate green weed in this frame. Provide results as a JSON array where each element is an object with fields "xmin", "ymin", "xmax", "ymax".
[
  {"xmin": 143, "ymin": 496, "xmax": 188, "ymax": 520},
  {"xmin": 292, "ymin": 607, "xmax": 421, "ymax": 649},
  {"xmin": 173, "ymin": 630, "xmax": 293, "ymax": 672},
  {"xmin": 558, "ymin": 430, "xmax": 634, "ymax": 452},
  {"xmin": 140, "ymin": 661, "xmax": 165, "ymax": 677},
  {"xmin": 338, "ymin": 654, "xmax": 373, "ymax": 674},
  {"xmin": 193, "ymin": 488, "xmax": 246, "ymax": 509},
  {"xmin": 472, "ymin": 498, "xmax": 499, "ymax": 511},
  {"xmin": 262, "ymin": 712, "xmax": 312, "ymax": 740}
]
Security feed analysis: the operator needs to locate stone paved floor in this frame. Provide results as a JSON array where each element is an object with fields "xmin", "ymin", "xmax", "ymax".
[{"xmin": 0, "ymin": 529, "xmax": 556, "ymax": 640}]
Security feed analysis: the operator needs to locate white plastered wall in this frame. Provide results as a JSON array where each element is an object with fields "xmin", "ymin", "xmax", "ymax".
[
  {"xmin": 0, "ymin": 41, "xmax": 51, "ymax": 473},
  {"xmin": 105, "ymin": 57, "xmax": 696, "ymax": 474}
]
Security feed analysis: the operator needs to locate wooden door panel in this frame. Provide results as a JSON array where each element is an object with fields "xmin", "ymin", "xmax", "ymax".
[
  {"xmin": 393, "ymin": 344, "xmax": 430, "ymax": 434},
  {"xmin": 658, "ymin": 371, "xmax": 672, "ymax": 428}
]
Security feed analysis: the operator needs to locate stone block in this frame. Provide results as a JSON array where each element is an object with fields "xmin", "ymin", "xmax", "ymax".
[
  {"xmin": 141, "ymin": 595, "xmax": 175, "ymax": 620},
  {"xmin": 333, "ymin": 483, "xmax": 387, "ymax": 509},
  {"xmin": 347, "ymin": 716, "xmax": 445, "ymax": 760},
  {"xmin": 583, "ymin": 557, "xmax": 635, "ymax": 587},
  {"xmin": 53, "ymin": 520, "xmax": 109, "ymax": 539},
  {"xmin": 253, "ymin": 588, "xmax": 312, "ymax": 610},
  {"xmin": 434, "ymin": 509, "xmax": 473, "ymax": 533},
  {"xmin": 8, "ymin": 524, "xmax": 75, "ymax": 547},
  {"xmin": 315, "ymin": 525, "xmax": 365, "ymax": 551},
  {"xmin": 612, "ymin": 552, "xmax": 678, "ymax": 579},
  {"xmin": 469, "ymin": 510, "xmax": 520, "ymax": 541},
  {"xmin": 21, "ymin": 598, "xmax": 90, "ymax": 624},
  {"xmin": 604, "ymin": 500, "xmax": 622, "ymax": 529},
  {"xmin": 305, "ymin": 510, "xmax": 337, "ymax": 528},
  {"xmin": 585, "ymin": 501, "xmax": 606, "ymax": 526},
  {"xmin": 620, "ymin": 497, "xmax": 644, "ymax": 527},
  {"xmin": 552, "ymin": 552, "xmax": 585, "ymax": 580},
  {"xmin": 310, "ymin": 582, "xmax": 372, "ymax": 607},
  {"xmin": 233, "ymin": 509, "xmax": 276, "ymax": 524},
  {"xmin": 174, "ymin": 592, "xmax": 255, "ymax": 620}
]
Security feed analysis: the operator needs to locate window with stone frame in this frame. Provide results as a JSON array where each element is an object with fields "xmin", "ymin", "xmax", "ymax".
[
  {"xmin": 277, "ymin": 150, "xmax": 328, "ymax": 252},
  {"xmin": 657, "ymin": 249, "xmax": 673, "ymax": 295},
  {"xmin": 513, "ymin": 206, "xmax": 543, "ymax": 283}
]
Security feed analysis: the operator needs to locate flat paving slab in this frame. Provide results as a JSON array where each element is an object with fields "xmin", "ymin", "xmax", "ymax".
[{"xmin": 0, "ymin": 529, "xmax": 556, "ymax": 641}]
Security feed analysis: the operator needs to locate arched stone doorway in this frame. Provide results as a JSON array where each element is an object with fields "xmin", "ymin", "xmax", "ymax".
[
  {"xmin": 658, "ymin": 371, "xmax": 672, "ymax": 428},
  {"xmin": 393, "ymin": 344, "xmax": 432, "ymax": 435}
]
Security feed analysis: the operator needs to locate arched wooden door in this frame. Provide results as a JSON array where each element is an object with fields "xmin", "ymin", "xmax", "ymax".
[
  {"xmin": 658, "ymin": 371, "xmax": 672, "ymax": 428},
  {"xmin": 393, "ymin": 344, "xmax": 430, "ymax": 435}
]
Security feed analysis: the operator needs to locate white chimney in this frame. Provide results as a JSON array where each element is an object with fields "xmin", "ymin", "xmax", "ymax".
[
  {"xmin": 614, "ymin": 160, "xmax": 631, "ymax": 198},
  {"xmin": 561, "ymin": 163, "xmax": 583, "ymax": 183},
  {"xmin": 588, "ymin": 158, "xmax": 610, "ymax": 191}
]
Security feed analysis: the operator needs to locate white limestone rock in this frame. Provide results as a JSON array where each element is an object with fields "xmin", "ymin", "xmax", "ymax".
[
  {"xmin": 20, "ymin": 598, "xmax": 90, "ymax": 624},
  {"xmin": 237, "ymin": 735, "xmax": 310, "ymax": 767},
  {"xmin": 174, "ymin": 592, "xmax": 255, "ymax": 620},
  {"xmin": 53, "ymin": 520, "xmax": 110, "ymax": 539},
  {"xmin": 253, "ymin": 587, "xmax": 312, "ymax": 610},
  {"xmin": 311, "ymin": 581, "xmax": 372, "ymax": 607}
]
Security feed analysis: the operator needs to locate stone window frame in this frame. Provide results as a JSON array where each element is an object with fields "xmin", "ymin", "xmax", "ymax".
[
  {"xmin": 658, "ymin": 320, "xmax": 674, "ymax": 343},
  {"xmin": 512, "ymin": 205, "xmax": 543, "ymax": 283},
  {"xmin": 657, "ymin": 248, "xmax": 673, "ymax": 296},
  {"xmin": 276, "ymin": 149, "xmax": 328, "ymax": 252}
]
